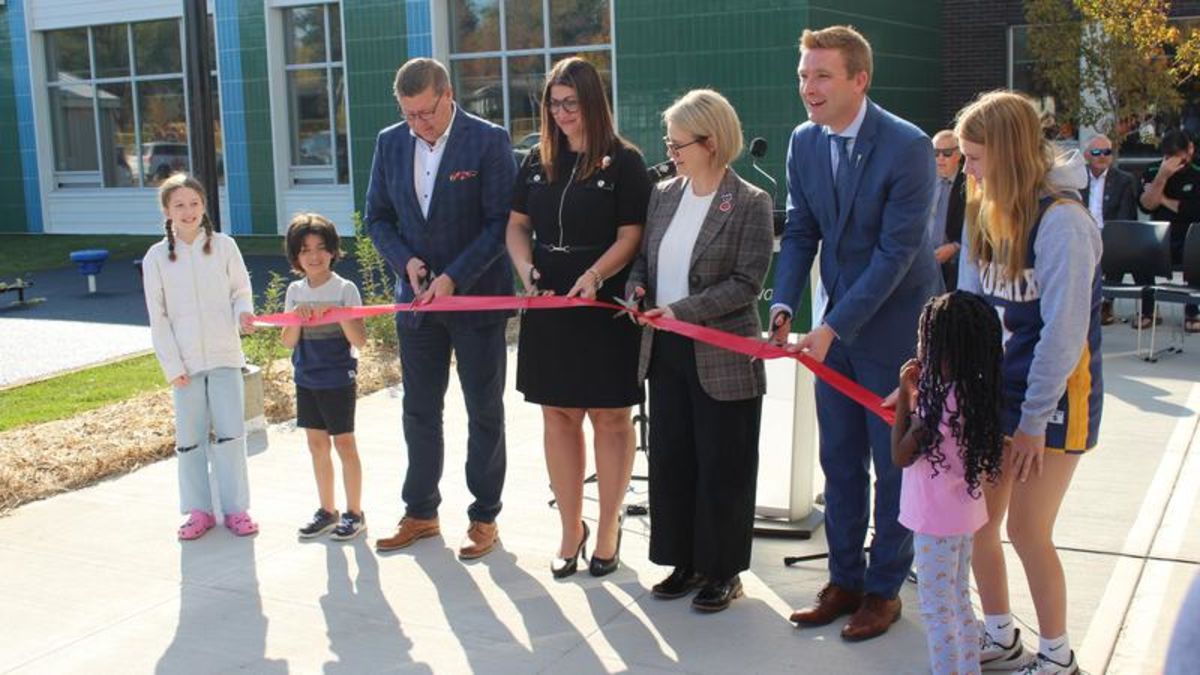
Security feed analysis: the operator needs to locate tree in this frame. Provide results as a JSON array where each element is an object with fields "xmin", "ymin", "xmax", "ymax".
[{"xmin": 1023, "ymin": 0, "xmax": 1196, "ymax": 142}]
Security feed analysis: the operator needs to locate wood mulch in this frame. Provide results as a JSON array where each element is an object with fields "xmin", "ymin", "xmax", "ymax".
[{"xmin": 0, "ymin": 347, "xmax": 401, "ymax": 515}]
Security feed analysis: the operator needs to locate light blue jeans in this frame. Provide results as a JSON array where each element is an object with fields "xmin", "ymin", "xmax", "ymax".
[{"xmin": 172, "ymin": 367, "xmax": 250, "ymax": 515}]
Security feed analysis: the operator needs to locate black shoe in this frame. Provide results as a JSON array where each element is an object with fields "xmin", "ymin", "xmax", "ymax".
[
  {"xmin": 652, "ymin": 567, "xmax": 704, "ymax": 599},
  {"xmin": 589, "ymin": 520, "xmax": 623, "ymax": 577},
  {"xmin": 298, "ymin": 508, "xmax": 339, "ymax": 538},
  {"xmin": 691, "ymin": 575, "xmax": 743, "ymax": 613},
  {"xmin": 551, "ymin": 521, "xmax": 589, "ymax": 579},
  {"xmin": 330, "ymin": 511, "xmax": 367, "ymax": 541}
]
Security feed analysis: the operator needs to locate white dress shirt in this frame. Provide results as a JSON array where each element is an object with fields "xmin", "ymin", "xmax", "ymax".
[
  {"xmin": 411, "ymin": 104, "xmax": 456, "ymax": 218},
  {"xmin": 657, "ymin": 181, "xmax": 716, "ymax": 306},
  {"xmin": 1087, "ymin": 169, "xmax": 1106, "ymax": 228},
  {"xmin": 827, "ymin": 97, "xmax": 869, "ymax": 175}
]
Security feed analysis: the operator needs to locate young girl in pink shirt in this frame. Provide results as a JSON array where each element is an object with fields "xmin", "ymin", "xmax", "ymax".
[{"xmin": 892, "ymin": 290, "xmax": 1006, "ymax": 675}]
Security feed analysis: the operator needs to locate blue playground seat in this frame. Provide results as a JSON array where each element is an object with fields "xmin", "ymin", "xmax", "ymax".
[{"xmin": 69, "ymin": 249, "xmax": 110, "ymax": 293}]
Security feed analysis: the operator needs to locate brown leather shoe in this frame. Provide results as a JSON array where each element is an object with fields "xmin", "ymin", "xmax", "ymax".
[
  {"xmin": 789, "ymin": 583, "xmax": 863, "ymax": 626},
  {"xmin": 840, "ymin": 594, "xmax": 901, "ymax": 642},
  {"xmin": 458, "ymin": 520, "xmax": 499, "ymax": 560},
  {"xmin": 374, "ymin": 516, "xmax": 440, "ymax": 552}
]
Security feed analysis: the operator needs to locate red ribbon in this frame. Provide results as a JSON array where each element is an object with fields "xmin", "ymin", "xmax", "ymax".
[{"xmin": 255, "ymin": 296, "xmax": 895, "ymax": 425}]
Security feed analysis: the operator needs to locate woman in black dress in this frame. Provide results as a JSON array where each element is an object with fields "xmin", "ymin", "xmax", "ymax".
[{"xmin": 506, "ymin": 57, "xmax": 651, "ymax": 578}]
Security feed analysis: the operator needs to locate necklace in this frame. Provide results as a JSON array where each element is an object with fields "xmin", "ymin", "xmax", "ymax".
[{"xmin": 550, "ymin": 153, "xmax": 581, "ymax": 253}]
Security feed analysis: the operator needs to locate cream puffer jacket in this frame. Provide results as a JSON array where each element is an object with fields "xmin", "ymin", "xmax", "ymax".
[{"xmin": 142, "ymin": 232, "xmax": 254, "ymax": 382}]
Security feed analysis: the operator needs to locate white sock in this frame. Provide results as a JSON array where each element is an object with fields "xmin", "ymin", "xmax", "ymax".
[
  {"xmin": 1039, "ymin": 633, "xmax": 1071, "ymax": 663},
  {"xmin": 985, "ymin": 613, "xmax": 1015, "ymax": 645}
]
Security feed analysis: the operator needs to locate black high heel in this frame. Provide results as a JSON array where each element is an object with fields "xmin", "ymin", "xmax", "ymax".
[
  {"xmin": 589, "ymin": 516, "xmax": 623, "ymax": 577},
  {"xmin": 551, "ymin": 521, "xmax": 589, "ymax": 579}
]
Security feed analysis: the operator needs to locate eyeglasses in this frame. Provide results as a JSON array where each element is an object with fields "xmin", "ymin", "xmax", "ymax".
[
  {"xmin": 401, "ymin": 93, "xmax": 444, "ymax": 123},
  {"xmin": 663, "ymin": 136, "xmax": 707, "ymax": 155},
  {"xmin": 1089, "ymin": 148, "xmax": 1113, "ymax": 157},
  {"xmin": 548, "ymin": 97, "xmax": 580, "ymax": 114},
  {"xmin": 934, "ymin": 148, "xmax": 958, "ymax": 158}
]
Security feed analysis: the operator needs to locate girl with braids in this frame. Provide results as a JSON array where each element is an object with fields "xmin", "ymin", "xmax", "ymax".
[
  {"xmin": 892, "ymin": 290, "xmax": 1005, "ymax": 675},
  {"xmin": 955, "ymin": 91, "xmax": 1102, "ymax": 675},
  {"xmin": 142, "ymin": 173, "xmax": 260, "ymax": 540}
]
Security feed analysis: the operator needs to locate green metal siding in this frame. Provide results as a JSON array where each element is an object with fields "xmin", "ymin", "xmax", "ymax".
[
  {"xmin": 235, "ymin": 5, "xmax": 277, "ymax": 234},
  {"xmin": 808, "ymin": 0, "xmax": 943, "ymax": 133},
  {"xmin": 0, "ymin": 9, "xmax": 27, "ymax": 233},
  {"xmin": 342, "ymin": 0, "xmax": 408, "ymax": 214}
]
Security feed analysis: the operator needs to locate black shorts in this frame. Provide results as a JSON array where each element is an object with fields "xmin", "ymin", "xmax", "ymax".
[{"xmin": 296, "ymin": 383, "xmax": 356, "ymax": 435}]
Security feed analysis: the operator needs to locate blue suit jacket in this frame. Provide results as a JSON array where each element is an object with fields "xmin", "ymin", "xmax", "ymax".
[
  {"xmin": 774, "ymin": 100, "xmax": 941, "ymax": 367},
  {"xmin": 365, "ymin": 106, "xmax": 516, "ymax": 327}
]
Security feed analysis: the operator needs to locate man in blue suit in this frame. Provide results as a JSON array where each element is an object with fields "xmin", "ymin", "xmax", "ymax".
[
  {"xmin": 769, "ymin": 26, "xmax": 940, "ymax": 641},
  {"xmin": 367, "ymin": 58, "xmax": 516, "ymax": 560}
]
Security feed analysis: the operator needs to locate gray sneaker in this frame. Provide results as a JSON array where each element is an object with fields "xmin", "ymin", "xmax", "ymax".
[
  {"xmin": 1015, "ymin": 651, "xmax": 1079, "ymax": 675},
  {"xmin": 980, "ymin": 624, "xmax": 1033, "ymax": 671},
  {"xmin": 331, "ymin": 511, "xmax": 366, "ymax": 541},
  {"xmin": 298, "ymin": 508, "xmax": 339, "ymax": 539}
]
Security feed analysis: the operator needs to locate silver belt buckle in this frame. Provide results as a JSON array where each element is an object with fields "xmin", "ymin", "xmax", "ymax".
[{"xmin": 547, "ymin": 244, "xmax": 571, "ymax": 253}]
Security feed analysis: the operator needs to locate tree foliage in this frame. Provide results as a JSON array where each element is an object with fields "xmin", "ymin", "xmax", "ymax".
[{"xmin": 1024, "ymin": 0, "xmax": 1199, "ymax": 141}]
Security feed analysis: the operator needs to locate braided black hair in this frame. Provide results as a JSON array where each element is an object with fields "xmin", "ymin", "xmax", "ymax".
[{"xmin": 912, "ymin": 290, "xmax": 1005, "ymax": 498}]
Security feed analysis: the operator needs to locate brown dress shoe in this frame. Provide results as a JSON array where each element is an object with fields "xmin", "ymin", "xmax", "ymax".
[
  {"xmin": 789, "ymin": 583, "xmax": 863, "ymax": 626},
  {"xmin": 840, "ymin": 594, "xmax": 901, "ymax": 642},
  {"xmin": 458, "ymin": 521, "xmax": 499, "ymax": 560},
  {"xmin": 375, "ymin": 516, "xmax": 440, "ymax": 552}
]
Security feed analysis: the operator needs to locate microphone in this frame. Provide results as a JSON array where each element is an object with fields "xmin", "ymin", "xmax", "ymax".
[
  {"xmin": 647, "ymin": 160, "xmax": 676, "ymax": 182},
  {"xmin": 750, "ymin": 137, "xmax": 768, "ymax": 159}
]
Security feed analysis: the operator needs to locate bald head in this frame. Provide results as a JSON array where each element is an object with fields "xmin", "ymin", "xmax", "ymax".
[{"xmin": 1085, "ymin": 134, "xmax": 1114, "ymax": 177}]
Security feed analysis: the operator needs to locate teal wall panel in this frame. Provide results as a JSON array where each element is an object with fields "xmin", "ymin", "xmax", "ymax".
[
  {"xmin": 236, "ymin": 4, "xmax": 277, "ymax": 234},
  {"xmin": 0, "ymin": 7, "xmax": 28, "ymax": 232},
  {"xmin": 808, "ymin": 0, "xmax": 943, "ymax": 134},
  {"xmin": 342, "ymin": 0, "xmax": 408, "ymax": 215}
]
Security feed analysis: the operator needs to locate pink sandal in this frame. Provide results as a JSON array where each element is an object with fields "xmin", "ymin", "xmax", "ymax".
[
  {"xmin": 178, "ymin": 510, "xmax": 216, "ymax": 540},
  {"xmin": 224, "ymin": 512, "xmax": 259, "ymax": 536}
]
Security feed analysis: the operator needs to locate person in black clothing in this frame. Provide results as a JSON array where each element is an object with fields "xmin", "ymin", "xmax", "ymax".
[
  {"xmin": 928, "ymin": 130, "xmax": 966, "ymax": 291},
  {"xmin": 1080, "ymin": 134, "xmax": 1138, "ymax": 325},
  {"xmin": 505, "ymin": 57, "xmax": 652, "ymax": 579},
  {"xmin": 1138, "ymin": 129, "xmax": 1200, "ymax": 332}
]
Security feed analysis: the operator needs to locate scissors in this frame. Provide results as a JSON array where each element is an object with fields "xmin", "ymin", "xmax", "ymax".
[
  {"xmin": 519, "ymin": 266, "xmax": 541, "ymax": 317},
  {"xmin": 612, "ymin": 287, "xmax": 642, "ymax": 324},
  {"xmin": 411, "ymin": 265, "xmax": 430, "ymax": 315}
]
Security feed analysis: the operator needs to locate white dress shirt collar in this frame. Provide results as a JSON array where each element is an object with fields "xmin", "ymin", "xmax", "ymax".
[{"xmin": 826, "ymin": 97, "xmax": 869, "ymax": 139}]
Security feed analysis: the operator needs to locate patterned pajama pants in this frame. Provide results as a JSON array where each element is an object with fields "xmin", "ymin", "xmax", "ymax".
[{"xmin": 915, "ymin": 532, "xmax": 979, "ymax": 675}]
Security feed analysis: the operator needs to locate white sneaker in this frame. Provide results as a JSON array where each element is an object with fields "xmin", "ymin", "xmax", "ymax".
[
  {"xmin": 1014, "ymin": 650, "xmax": 1079, "ymax": 675},
  {"xmin": 979, "ymin": 624, "xmax": 1032, "ymax": 671}
]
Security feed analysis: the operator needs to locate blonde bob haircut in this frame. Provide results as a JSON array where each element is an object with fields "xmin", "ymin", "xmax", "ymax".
[
  {"xmin": 800, "ymin": 25, "xmax": 873, "ymax": 88},
  {"xmin": 954, "ymin": 90, "xmax": 1055, "ymax": 281},
  {"xmin": 663, "ymin": 88, "xmax": 744, "ymax": 169}
]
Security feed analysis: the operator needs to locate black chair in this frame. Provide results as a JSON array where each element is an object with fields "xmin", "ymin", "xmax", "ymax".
[
  {"xmin": 1151, "ymin": 223, "xmax": 1200, "ymax": 354},
  {"xmin": 1100, "ymin": 220, "xmax": 1172, "ymax": 360}
]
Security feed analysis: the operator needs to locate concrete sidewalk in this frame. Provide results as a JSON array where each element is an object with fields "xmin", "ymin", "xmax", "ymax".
[{"xmin": 2, "ymin": 309, "xmax": 1198, "ymax": 674}]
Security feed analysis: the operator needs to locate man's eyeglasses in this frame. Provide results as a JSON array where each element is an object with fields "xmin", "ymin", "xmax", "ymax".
[
  {"xmin": 934, "ymin": 148, "xmax": 958, "ymax": 158},
  {"xmin": 401, "ymin": 93, "xmax": 444, "ymax": 123},
  {"xmin": 663, "ymin": 136, "xmax": 707, "ymax": 155},
  {"xmin": 549, "ymin": 97, "xmax": 580, "ymax": 114},
  {"xmin": 1089, "ymin": 148, "xmax": 1113, "ymax": 157}
]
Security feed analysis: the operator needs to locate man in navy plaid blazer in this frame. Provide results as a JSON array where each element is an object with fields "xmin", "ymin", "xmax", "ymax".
[{"xmin": 366, "ymin": 58, "xmax": 516, "ymax": 560}]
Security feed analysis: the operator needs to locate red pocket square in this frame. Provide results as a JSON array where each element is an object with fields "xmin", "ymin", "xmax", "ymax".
[{"xmin": 449, "ymin": 170, "xmax": 478, "ymax": 182}]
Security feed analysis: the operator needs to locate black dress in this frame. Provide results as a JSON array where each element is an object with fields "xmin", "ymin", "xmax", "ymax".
[{"xmin": 512, "ymin": 141, "xmax": 651, "ymax": 407}]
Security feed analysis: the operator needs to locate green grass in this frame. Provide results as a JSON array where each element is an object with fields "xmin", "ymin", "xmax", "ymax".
[
  {"xmin": 0, "ymin": 234, "xmax": 294, "ymax": 278},
  {"xmin": 0, "ymin": 353, "xmax": 166, "ymax": 432}
]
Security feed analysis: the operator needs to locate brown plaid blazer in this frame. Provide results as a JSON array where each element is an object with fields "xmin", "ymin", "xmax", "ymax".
[{"xmin": 626, "ymin": 168, "xmax": 774, "ymax": 401}]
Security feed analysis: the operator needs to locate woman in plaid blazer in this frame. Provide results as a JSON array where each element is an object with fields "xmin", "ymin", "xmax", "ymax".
[{"xmin": 626, "ymin": 89, "xmax": 774, "ymax": 613}]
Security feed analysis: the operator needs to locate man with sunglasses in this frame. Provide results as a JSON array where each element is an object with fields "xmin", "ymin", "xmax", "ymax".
[
  {"xmin": 928, "ymin": 130, "xmax": 965, "ymax": 291},
  {"xmin": 366, "ymin": 57, "xmax": 516, "ymax": 559},
  {"xmin": 1138, "ymin": 129, "xmax": 1200, "ymax": 332},
  {"xmin": 1080, "ymin": 135, "xmax": 1137, "ymax": 325}
]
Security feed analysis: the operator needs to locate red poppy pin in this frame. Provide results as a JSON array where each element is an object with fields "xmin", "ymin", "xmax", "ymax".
[
  {"xmin": 718, "ymin": 192, "xmax": 734, "ymax": 213},
  {"xmin": 449, "ymin": 170, "xmax": 478, "ymax": 182}
]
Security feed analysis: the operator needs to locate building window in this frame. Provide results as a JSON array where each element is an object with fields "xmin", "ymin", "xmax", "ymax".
[
  {"xmin": 447, "ymin": 0, "xmax": 614, "ymax": 149},
  {"xmin": 284, "ymin": 3, "xmax": 348, "ymax": 185},
  {"xmin": 44, "ymin": 19, "xmax": 222, "ymax": 189}
]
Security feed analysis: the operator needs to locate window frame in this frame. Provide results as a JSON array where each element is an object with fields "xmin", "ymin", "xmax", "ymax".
[
  {"xmin": 280, "ymin": 2, "xmax": 349, "ymax": 187},
  {"xmin": 444, "ymin": 0, "xmax": 618, "ymax": 138}
]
